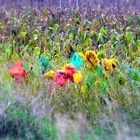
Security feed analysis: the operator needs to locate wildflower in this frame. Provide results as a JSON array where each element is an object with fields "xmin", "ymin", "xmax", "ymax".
[
  {"xmin": 44, "ymin": 70, "xmax": 56, "ymax": 80},
  {"xmin": 73, "ymin": 72, "xmax": 83, "ymax": 84},
  {"xmin": 9, "ymin": 61, "xmax": 28, "ymax": 83},
  {"xmin": 78, "ymin": 52, "xmax": 86, "ymax": 61},
  {"xmin": 71, "ymin": 52, "xmax": 84, "ymax": 70},
  {"xmin": 55, "ymin": 71, "xmax": 68, "ymax": 87},
  {"xmin": 38, "ymin": 56, "xmax": 52, "ymax": 73},
  {"xmin": 102, "ymin": 58, "xmax": 116, "ymax": 73},
  {"xmin": 85, "ymin": 51, "xmax": 100, "ymax": 68},
  {"xmin": 63, "ymin": 64, "xmax": 77, "ymax": 83}
]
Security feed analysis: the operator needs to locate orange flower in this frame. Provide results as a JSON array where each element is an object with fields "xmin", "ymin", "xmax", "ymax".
[
  {"xmin": 85, "ymin": 51, "xmax": 100, "ymax": 68},
  {"xmin": 9, "ymin": 61, "xmax": 28, "ymax": 83}
]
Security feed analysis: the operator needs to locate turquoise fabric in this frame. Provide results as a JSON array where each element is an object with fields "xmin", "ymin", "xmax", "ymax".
[
  {"xmin": 71, "ymin": 52, "xmax": 84, "ymax": 70},
  {"xmin": 38, "ymin": 56, "xmax": 52, "ymax": 73}
]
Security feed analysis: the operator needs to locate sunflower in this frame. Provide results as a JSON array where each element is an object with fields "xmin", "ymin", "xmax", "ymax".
[
  {"xmin": 102, "ymin": 58, "xmax": 116, "ymax": 73},
  {"xmin": 44, "ymin": 70, "xmax": 56, "ymax": 80},
  {"xmin": 85, "ymin": 51, "xmax": 100, "ymax": 68}
]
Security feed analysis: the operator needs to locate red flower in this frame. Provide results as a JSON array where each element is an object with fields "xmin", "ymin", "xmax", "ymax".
[
  {"xmin": 55, "ymin": 71, "xmax": 68, "ymax": 87},
  {"xmin": 64, "ymin": 65, "xmax": 77, "ymax": 83},
  {"xmin": 9, "ymin": 61, "xmax": 28, "ymax": 83},
  {"xmin": 54, "ymin": 65, "xmax": 78, "ymax": 87}
]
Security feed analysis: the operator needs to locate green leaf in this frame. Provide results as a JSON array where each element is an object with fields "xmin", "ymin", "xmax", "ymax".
[
  {"xmin": 48, "ymin": 39, "xmax": 53, "ymax": 50},
  {"xmin": 98, "ymin": 82, "xmax": 109, "ymax": 96},
  {"xmin": 135, "ymin": 40, "xmax": 140, "ymax": 50},
  {"xmin": 126, "ymin": 32, "xmax": 134, "ymax": 44},
  {"xmin": 43, "ymin": 118, "xmax": 57, "ymax": 139},
  {"xmin": 119, "ymin": 74, "xmax": 125, "ymax": 85},
  {"xmin": 112, "ymin": 44, "xmax": 119, "ymax": 54},
  {"xmin": 24, "ymin": 62, "xmax": 31, "ymax": 72},
  {"xmin": 72, "ymin": 29, "xmax": 76, "ymax": 38},
  {"xmin": 133, "ymin": 69, "xmax": 140, "ymax": 82},
  {"xmin": 34, "ymin": 47, "xmax": 41, "ymax": 56},
  {"xmin": 90, "ymin": 31, "xmax": 94, "ymax": 38},
  {"xmin": 29, "ymin": 70, "xmax": 36, "ymax": 78},
  {"xmin": 5, "ymin": 73, "xmax": 13, "ymax": 82},
  {"xmin": 97, "ymin": 48, "xmax": 108, "ymax": 58},
  {"xmin": 6, "ymin": 44, "xmax": 13, "ymax": 58},
  {"xmin": 11, "ymin": 53, "xmax": 21, "ymax": 62},
  {"xmin": 125, "ymin": 65, "xmax": 140, "ymax": 82},
  {"xmin": 87, "ymin": 76, "xmax": 96, "ymax": 89},
  {"xmin": 95, "ymin": 65, "xmax": 104, "ymax": 79},
  {"xmin": 101, "ymin": 27, "xmax": 108, "ymax": 36}
]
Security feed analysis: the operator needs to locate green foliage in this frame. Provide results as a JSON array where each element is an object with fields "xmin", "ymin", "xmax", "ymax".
[
  {"xmin": 42, "ymin": 118, "xmax": 57, "ymax": 140},
  {"xmin": 0, "ymin": 102, "xmax": 41, "ymax": 139},
  {"xmin": 87, "ymin": 75, "xmax": 96, "ymax": 89},
  {"xmin": 0, "ymin": 101, "xmax": 57, "ymax": 140},
  {"xmin": 98, "ymin": 80, "xmax": 109, "ymax": 96},
  {"xmin": 126, "ymin": 31, "xmax": 134, "ymax": 44},
  {"xmin": 95, "ymin": 65, "xmax": 104, "ymax": 79},
  {"xmin": 24, "ymin": 62, "xmax": 32, "ymax": 72},
  {"xmin": 125, "ymin": 65, "xmax": 140, "ymax": 82}
]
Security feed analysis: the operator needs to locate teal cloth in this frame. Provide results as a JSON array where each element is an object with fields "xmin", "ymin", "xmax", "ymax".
[
  {"xmin": 38, "ymin": 56, "xmax": 52, "ymax": 73},
  {"xmin": 71, "ymin": 52, "xmax": 84, "ymax": 70}
]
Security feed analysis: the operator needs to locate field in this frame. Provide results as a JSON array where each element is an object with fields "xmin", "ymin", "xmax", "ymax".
[{"xmin": 0, "ymin": 6, "xmax": 140, "ymax": 140}]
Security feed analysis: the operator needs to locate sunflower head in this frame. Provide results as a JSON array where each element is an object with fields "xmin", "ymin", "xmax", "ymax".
[
  {"xmin": 102, "ymin": 58, "xmax": 116, "ymax": 73},
  {"xmin": 85, "ymin": 51, "xmax": 100, "ymax": 68},
  {"xmin": 44, "ymin": 70, "xmax": 56, "ymax": 80}
]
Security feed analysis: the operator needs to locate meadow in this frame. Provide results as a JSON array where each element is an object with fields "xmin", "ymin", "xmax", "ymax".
[{"xmin": 0, "ymin": 7, "xmax": 140, "ymax": 140}]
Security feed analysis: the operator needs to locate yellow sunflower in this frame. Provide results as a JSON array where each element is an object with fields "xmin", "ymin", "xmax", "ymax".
[
  {"xmin": 44, "ymin": 70, "xmax": 56, "ymax": 79},
  {"xmin": 85, "ymin": 51, "xmax": 100, "ymax": 68},
  {"xmin": 102, "ymin": 58, "xmax": 116, "ymax": 73}
]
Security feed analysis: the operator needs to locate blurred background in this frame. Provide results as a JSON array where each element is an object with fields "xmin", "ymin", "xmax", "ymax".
[{"xmin": 0, "ymin": 0, "xmax": 140, "ymax": 10}]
